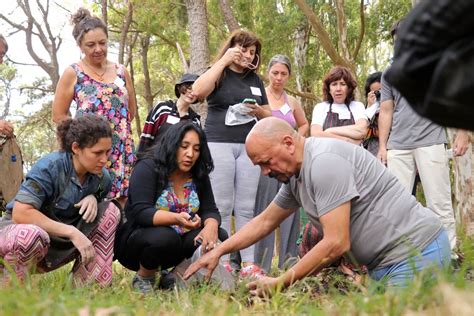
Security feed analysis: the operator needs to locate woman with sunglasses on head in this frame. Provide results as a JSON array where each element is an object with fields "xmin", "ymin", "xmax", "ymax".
[
  {"xmin": 0, "ymin": 115, "xmax": 120, "ymax": 287},
  {"xmin": 192, "ymin": 30, "xmax": 271, "ymax": 279},
  {"xmin": 138, "ymin": 73, "xmax": 201, "ymax": 153}
]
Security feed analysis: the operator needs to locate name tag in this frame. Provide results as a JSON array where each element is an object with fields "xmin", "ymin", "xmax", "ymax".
[
  {"xmin": 250, "ymin": 86, "xmax": 262, "ymax": 96},
  {"xmin": 166, "ymin": 115, "xmax": 180, "ymax": 124},
  {"xmin": 114, "ymin": 77, "xmax": 125, "ymax": 88},
  {"xmin": 338, "ymin": 110, "xmax": 351, "ymax": 120},
  {"xmin": 280, "ymin": 103, "xmax": 291, "ymax": 115}
]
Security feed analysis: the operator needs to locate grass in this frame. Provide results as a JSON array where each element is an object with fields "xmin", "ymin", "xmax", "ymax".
[{"xmin": 1, "ymin": 238, "xmax": 473, "ymax": 316}]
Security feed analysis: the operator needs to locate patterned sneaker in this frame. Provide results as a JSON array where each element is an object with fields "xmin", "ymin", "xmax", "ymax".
[
  {"xmin": 223, "ymin": 261, "xmax": 235, "ymax": 275},
  {"xmin": 239, "ymin": 264, "xmax": 266, "ymax": 280},
  {"xmin": 132, "ymin": 273, "xmax": 155, "ymax": 294}
]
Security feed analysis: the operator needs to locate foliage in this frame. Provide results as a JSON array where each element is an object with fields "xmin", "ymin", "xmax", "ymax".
[
  {"xmin": 2, "ymin": 0, "xmax": 415, "ymax": 165},
  {"xmin": 0, "ymin": 236, "xmax": 473, "ymax": 315},
  {"xmin": 15, "ymin": 102, "xmax": 57, "ymax": 172},
  {"xmin": 0, "ymin": 61, "xmax": 18, "ymax": 119}
]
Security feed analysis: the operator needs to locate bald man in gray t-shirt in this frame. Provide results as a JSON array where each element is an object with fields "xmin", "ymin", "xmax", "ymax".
[
  {"xmin": 274, "ymin": 137, "xmax": 441, "ymax": 269},
  {"xmin": 184, "ymin": 118, "xmax": 451, "ymax": 295}
]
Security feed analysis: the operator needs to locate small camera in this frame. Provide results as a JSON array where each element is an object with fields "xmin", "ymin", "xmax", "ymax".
[{"xmin": 374, "ymin": 90, "xmax": 381, "ymax": 101}]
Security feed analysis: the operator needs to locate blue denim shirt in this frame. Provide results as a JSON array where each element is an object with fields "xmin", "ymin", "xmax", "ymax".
[{"xmin": 6, "ymin": 151, "xmax": 112, "ymax": 224}]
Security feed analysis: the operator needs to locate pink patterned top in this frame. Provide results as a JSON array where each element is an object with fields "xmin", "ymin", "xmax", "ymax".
[{"xmin": 72, "ymin": 63, "xmax": 136, "ymax": 198}]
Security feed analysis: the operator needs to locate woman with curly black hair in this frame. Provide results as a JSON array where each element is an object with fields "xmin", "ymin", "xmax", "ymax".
[
  {"xmin": 116, "ymin": 121, "xmax": 227, "ymax": 293},
  {"xmin": 0, "ymin": 115, "xmax": 120, "ymax": 287}
]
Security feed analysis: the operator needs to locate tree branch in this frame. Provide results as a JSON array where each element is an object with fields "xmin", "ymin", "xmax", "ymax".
[
  {"xmin": 19, "ymin": 86, "xmax": 54, "ymax": 93},
  {"xmin": 118, "ymin": 1, "xmax": 133, "ymax": 65},
  {"xmin": 352, "ymin": 0, "xmax": 365, "ymax": 60},
  {"xmin": 0, "ymin": 13, "xmax": 27, "ymax": 31},
  {"xmin": 294, "ymin": 0, "xmax": 351, "ymax": 69},
  {"xmin": 218, "ymin": 0, "xmax": 240, "ymax": 32},
  {"xmin": 285, "ymin": 87, "xmax": 320, "ymax": 102},
  {"xmin": 335, "ymin": 0, "xmax": 351, "ymax": 62}
]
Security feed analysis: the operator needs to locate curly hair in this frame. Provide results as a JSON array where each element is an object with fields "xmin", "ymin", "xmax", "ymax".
[
  {"xmin": 71, "ymin": 7, "xmax": 108, "ymax": 45},
  {"xmin": 149, "ymin": 121, "xmax": 213, "ymax": 190},
  {"xmin": 322, "ymin": 66, "xmax": 357, "ymax": 105},
  {"xmin": 56, "ymin": 115, "xmax": 112, "ymax": 152}
]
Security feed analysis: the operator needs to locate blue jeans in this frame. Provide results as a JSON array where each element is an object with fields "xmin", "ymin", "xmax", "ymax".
[{"xmin": 369, "ymin": 229, "xmax": 450, "ymax": 288}]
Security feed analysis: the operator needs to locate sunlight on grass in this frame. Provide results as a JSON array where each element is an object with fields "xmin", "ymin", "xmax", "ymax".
[{"xmin": 1, "ymin": 238, "xmax": 473, "ymax": 315}]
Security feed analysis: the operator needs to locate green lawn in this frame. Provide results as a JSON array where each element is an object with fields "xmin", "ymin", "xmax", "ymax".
[{"xmin": 1, "ymin": 237, "xmax": 473, "ymax": 316}]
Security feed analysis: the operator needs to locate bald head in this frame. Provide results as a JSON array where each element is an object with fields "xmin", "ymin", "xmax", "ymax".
[
  {"xmin": 246, "ymin": 117, "xmax": 304, "ymax": 182},
  {"xmin": 247, "ymin": 117, "xmax": 296, "ymax": 143}
]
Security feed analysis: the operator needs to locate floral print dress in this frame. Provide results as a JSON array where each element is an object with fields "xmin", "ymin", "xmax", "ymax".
[
  {"xmin": 155, "ymin": 179, "xmax": 200, "ymax": 235},
  {"xmin": 72, "ymin": 63, "xmax": 136, "ymax": 199}
]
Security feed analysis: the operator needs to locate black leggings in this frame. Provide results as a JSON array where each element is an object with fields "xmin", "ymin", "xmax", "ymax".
[{"xmin": 118, "ymin": 225, "xmax": 228, "ymax": 271}]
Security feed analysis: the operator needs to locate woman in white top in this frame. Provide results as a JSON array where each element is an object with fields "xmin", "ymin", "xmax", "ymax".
[
  {"xmin": 304, "ymin": 66, "xmax": 369, "ymax": 282},
  {"xmin": 310, "ymin": 66, "xmax": 368, "ymax": 144}
]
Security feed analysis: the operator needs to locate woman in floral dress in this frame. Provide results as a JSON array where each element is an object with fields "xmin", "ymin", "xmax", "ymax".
[{"xmin": 53, "ymin": 8, "xmax": 136, "ymax": 207}]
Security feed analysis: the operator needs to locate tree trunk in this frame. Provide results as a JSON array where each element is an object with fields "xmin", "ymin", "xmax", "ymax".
[
  {"xmin": 352, "ymin": 0, "xmax": 365, "ymax": 61},
  {"xmin": 100, "ymin": 0, "xmax": 108, "ymax": 27},
  {"xmin": 127, "ymin": 42, "xmax": 142, "ymax": 137},
  {"xmin": 185, "ymin": 0, "xmax": 211, "ymax": 125},
  {"xmin": 118, "ymin": 1, "xmax": 133, "ymax": 65},
  {"xmin": 335, "ymin": 0, "xmax": 351, "ymax": 62},
  {"xmin": 140, "ymin": 34, "xmax": 154, "ymax": 112},
  {"xmin": 218, "ymin": 0, "xmax": 240, "ymax": 32},
  {"xmin": 293, "ymin": 23, "xmax": 315, "ymax": 119},
  {"xmin": 185, "ymin": 0, "xmax": 210, "ymax": 75},
  {"xmin": 447, "ymin": 129, "xmax": 474, "ymax": 236}
]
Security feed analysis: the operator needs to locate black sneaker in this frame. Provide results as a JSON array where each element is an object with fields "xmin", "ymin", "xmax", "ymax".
[{"xmin": 158, "ymin": 270, "xmax": 176, "ymax": 290}]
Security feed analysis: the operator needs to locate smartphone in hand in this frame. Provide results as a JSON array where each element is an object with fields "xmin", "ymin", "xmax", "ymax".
[
  {"xmin": 242, "ymin": 98, "xmax": 257, "ymax": 104},
  {"xmin": 188, "ymin": 212, "xmax": 199, "ymax": 222}
]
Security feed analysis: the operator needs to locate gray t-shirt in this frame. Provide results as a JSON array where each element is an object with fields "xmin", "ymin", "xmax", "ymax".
[
  {"xmin": 380, "ymin": 70, "xmax": 446, "ymax": 150},
  {"xmin": 274, "ymin": 138, "xmax": 442, "ymax": 270}
]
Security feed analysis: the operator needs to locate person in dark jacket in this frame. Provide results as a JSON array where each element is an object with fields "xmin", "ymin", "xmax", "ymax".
[
  {"xmin": 116, "ymin": 121, "xmax": 227, "ymax": 293},
  {"xmin": 385, "ymin": 0, "xmax": 474, "ymax": 129},
  {"xmin": 138, "ymin": 73, "xmax": 201, "ymax": 152}
]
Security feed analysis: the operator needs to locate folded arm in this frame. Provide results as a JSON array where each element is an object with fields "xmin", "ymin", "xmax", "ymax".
[
  {"xmin": 311, "ymin": 124, "xmax": 361, "ymax": 144},
  {"xmin": 324, "ymin": 118, "xmax": 369, "ymax": 141}
]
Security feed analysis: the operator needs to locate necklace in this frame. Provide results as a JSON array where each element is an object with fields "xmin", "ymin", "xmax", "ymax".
[
  {"xmin": 268, "ymin": 88, "xmax": 284, "ymax": 101},
  {"xmin": 82, "ymin": 59, "xmax": 107, "ymax": 81}
]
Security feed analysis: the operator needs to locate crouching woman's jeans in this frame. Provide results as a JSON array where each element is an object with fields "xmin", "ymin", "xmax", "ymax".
[{"xmin": 369, "ymin": 229, "xmax": 451, "ymax": 288}]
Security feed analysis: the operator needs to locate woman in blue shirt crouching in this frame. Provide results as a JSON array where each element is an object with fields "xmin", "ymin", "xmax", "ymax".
[{"xmin": 0, "ymin": 115, "xmax": 120, "ymax": 287}]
